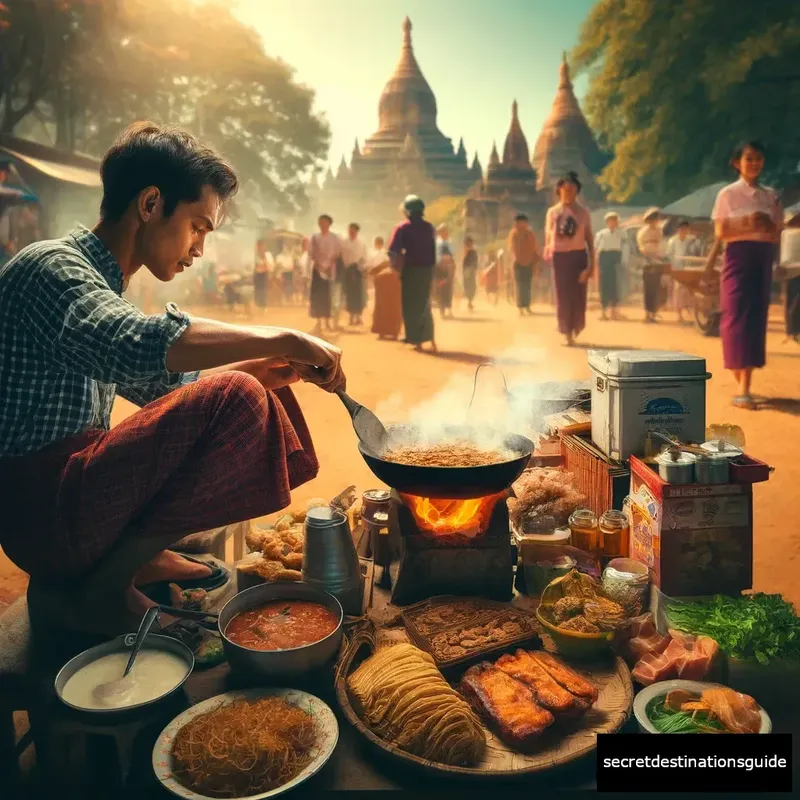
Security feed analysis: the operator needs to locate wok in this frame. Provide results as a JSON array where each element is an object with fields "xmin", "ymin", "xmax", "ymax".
[{"xmin": 357, "ymin": 424, "xmax": 534, "ymax": 499}]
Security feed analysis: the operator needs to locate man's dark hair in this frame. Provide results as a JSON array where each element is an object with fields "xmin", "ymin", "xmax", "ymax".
[
  {"xmin": 99, "ymin": 121, "xmax": 238, "ymax": 221},
  {"xmin": 319, "ymin": 214, "xmax": 333, "ymax": 224},
  {"xmin": 556, "ymin": 170, "xmax": 582, "ymax": 193},
  {"xmin": 678, "ymin": 219, "xmax": 690, "ymax": 228},
  {"xmin": 349, "ymin": 222, "xmax": 360, "ymax": 231},
  {"xmin": 514, "ymin": 213, "xmax": 528, "ymax": 222}
]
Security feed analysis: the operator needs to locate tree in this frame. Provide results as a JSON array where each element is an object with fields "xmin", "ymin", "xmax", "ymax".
[
  {"xmin": 573, "ymin": 0, "xmax": 800, "ymax": 202},
  {"xmin": 2, "ymin": 0, "xmax": 330, "ymax": 212},
  {"xmin": 0, "ymin": 1, "xmax": 110, "ymax": 136}
]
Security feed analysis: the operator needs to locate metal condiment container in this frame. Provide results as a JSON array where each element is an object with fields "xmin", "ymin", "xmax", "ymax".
[
  {"xmin": 694, "ymin": 452, "xmax": 730, "ymax": 484},
  {"xmin": 303, "ymin": 506, "xmax": 363, "ymax": 616},
  {"xmin": 655, "ymin": 450, "xmax": 696, "ymax": 484},
  {"xmin": 701, "ymin": 440, "xmax": 744, "ymax": 459},
  {"xmin": 602, "ymin": 558, "xmax": 649, "ymax": 617}
]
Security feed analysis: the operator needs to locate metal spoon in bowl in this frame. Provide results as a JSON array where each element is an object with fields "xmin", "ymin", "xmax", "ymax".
[
  {"xmin": 93, "ymin": 605, "xmax": 160, "ymax": 706},
  {"xmin": 336, "ymin": 388, "xmax": 389, "ymax": 455}
]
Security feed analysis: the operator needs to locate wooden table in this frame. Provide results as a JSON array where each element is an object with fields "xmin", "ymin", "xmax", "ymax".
[{"xmin": 29, "ymin": 580, "xmax": 800, "ymax": 795}]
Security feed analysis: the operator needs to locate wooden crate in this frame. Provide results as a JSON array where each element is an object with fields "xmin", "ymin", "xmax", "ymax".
[{"xmin": 560, "ymin": 433, "xmax": 630, "ymax": 516}]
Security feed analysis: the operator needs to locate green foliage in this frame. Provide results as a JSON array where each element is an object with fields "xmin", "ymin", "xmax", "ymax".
[
  {"xmin": 668, "ymin": 593, "xmax": 800, "ymax": 665},
  {"xmin": 573, "ymin": 0, "xmax": 800, "ymax": 202},
  {"xmin": 425, "ymin": 195, "xmax": 466, "ymax": 238},
  {"xmin": 0, "ymin": 0, "xmax": 329, "ymax": 212}
]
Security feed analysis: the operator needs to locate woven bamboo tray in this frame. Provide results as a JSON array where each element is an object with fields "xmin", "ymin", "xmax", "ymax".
[
  {"xmin": 401, "ymin": 595, "xmax": 542, "ymax": 670},
  {"xmin": 334, "ymin": 625, "xmax": 633, "ymax": 779}
]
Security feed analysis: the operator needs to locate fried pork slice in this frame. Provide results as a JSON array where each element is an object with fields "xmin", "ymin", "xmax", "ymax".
[
  {"xmin": 495, "ymin": 650, "xmax": 589, "ymax": 718},
  {"xmin": 460, "ymin": 663, "xmax": 554, "ymax": 749},
  {"xmin": 530, "ymin": 652, "xmax": 599, "ymax": 705}
]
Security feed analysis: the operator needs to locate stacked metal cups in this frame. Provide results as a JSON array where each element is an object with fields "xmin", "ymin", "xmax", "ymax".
[{"xmin": 302, "ymin": 506, "xmax": 364, "ymax": 616}]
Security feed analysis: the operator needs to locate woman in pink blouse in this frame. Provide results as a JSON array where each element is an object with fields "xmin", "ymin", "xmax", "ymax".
[
  {"xmin": 708, "ymin": 142, "xmax": 782, "ymax": 409},
  {"xmin": 544, "ymin": 171, "xmax": 595, "ymax": 346}
]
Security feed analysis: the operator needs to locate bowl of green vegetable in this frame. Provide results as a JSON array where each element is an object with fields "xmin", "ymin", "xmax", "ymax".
[{"xmin": 634, "ymin": 680, "xmax": 772, "ymax": 734}]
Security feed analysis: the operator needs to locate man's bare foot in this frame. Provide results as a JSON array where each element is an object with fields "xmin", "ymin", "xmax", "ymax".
[
  {"xmin": 135, "ymin": 550, "xmax": 212, "ymax": 586},
  {"xmin": 429, "ymin": 340, "xmax": 438, "ymax": 354},
  {"xmin": 414, "ymin": 344, "xmax": 424, "ymax": 352}
]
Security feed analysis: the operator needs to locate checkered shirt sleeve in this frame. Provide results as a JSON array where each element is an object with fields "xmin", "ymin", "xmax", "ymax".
[{"xmin": 21, "ymin": 251, "xmax": 191, "ymax": 387}]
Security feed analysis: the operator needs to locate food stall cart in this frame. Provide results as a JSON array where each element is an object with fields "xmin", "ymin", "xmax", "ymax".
[{"xmin": 20, "ymin": 353, "xmax": 799, "ymax": 796}]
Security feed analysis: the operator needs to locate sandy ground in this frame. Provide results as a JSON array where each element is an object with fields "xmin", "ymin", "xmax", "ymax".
[{"xmin": 1, "ymin": 296, "xmax": 798, "ymax": 610}]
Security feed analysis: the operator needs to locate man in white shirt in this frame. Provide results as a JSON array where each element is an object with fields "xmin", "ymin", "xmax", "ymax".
[
  {"xmin": 340, "ymin": 222, "xmax": 367, "ymax": 326},
  {"xmin": 308, "ymin": 214, "xmax": 341, "ymax": 334},
  {"xmin": 666, "ymin": 220, "xmax": 696, "ymax": 322},
  {"xmin": 594, "ymin": 211, "xmax": 623, "ymax": 319},
  {"xmin": 275, "ymin": 242, "xmax": 297, "ymax": 305},
  {"xmin": 636, "ymin": 207, "xmax": 666, "ymax": 323}
]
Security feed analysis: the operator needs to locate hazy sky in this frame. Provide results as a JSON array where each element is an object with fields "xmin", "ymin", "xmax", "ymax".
[{"xmin": 233, "ymin": 0, "xmax": 595, "ymax": 175}]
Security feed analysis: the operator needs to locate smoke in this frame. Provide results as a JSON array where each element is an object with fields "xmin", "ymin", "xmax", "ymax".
[{"xmin": 375, "ymin": 336, "xmax": 587, "ymax": 451}]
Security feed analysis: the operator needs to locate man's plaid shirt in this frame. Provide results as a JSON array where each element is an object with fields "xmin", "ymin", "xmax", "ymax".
[{"xmin": 0, "ymin": 227, "xmax": 197, "ymax": 456}]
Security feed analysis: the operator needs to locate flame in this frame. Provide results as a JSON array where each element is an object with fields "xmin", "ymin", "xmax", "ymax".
[{"xmin": 400, "ymin": 492, "xmax": 503, "ymax": 537}]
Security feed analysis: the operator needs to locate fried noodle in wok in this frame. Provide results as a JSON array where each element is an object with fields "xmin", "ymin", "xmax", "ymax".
[
  {"xmin": 383, "ymin": 442, "xmax": 517, "ymax": 467},
  {"xmin": 171, "ymin": 697, "xmax": 316, "ymax": 798}
]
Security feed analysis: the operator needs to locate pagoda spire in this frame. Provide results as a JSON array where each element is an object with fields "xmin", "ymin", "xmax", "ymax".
[
  {"xmin": 559, "ymin": 51, "xmax": 572, "ymax": 89},
  {"xmin": 502, "ymin": 98, "xmax": 532, "ymax": 168},
  {"xmin": 488, "ymin": 141, "xmax": 500, "ymax": 167},
  {"xmin": 336, "ymin": 154, "xmax": 350, "ymax": 179},
  {"xmin": 402, "ymin": 16, "xmax": 412, "ymax": 49},
  {"xmin": 470, "ymin": 151, "xmax": 483, "ymax": 180},
  {"xmin": 456, "ymin": 137, "xmax": 467, "ymax": 162}
]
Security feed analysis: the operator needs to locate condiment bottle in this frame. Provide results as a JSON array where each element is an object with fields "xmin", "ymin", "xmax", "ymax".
[
  {"xmin": 568, "ymin": 508, "xmax": 599, "ymax": 554},
  {"xmin": 599, "ymin": 509, "xmax": 630, "ymax": 561}
]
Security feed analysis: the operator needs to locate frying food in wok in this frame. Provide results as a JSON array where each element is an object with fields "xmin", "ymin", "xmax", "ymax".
[{"xmin": 383, "ymin": 442, "xmax": 518, "ymax": 468}]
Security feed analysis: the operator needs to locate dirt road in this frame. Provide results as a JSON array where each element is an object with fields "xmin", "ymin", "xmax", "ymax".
[{"xmin": 2, "ymin": 298, "xmax": 798, "ymax": 609}]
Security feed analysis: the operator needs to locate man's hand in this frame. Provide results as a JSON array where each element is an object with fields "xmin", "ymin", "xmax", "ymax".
[
  {"xmin": 279, "ymin": 331, "xmax": 345, "ymax": 393},
  {"xmin": 749, "ymin": 211, "xmax": 774, "ymax": 232},
  {"xmin": 231, "ymin": 358, "xmax": 300, "ymax": 391},
  {"xmin": 578, "ymin": 268, "xmax": 593, "ymax": 285}
]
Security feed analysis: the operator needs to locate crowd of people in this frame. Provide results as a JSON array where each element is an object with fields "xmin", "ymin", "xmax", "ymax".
[{"xmin": 293, "ymin": 145, "xmax": 794, "ymax": 409}]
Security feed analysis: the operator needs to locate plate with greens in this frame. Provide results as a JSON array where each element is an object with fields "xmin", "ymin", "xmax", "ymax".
[{"xmin": 633, "ymin": 680, "xmax": 772, "ymax": 734}]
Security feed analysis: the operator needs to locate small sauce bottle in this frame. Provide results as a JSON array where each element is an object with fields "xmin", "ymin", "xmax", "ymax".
[
  {"xmin": 599, "ymin": 509, "xmax": 630, "ymax": 561},
  {"xmin": 568, "ymin": 508, "xmax": 599, "ymax": 553}
]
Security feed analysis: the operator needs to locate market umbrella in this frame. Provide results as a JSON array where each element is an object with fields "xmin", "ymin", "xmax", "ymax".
[
  {"xmin": 661, "ymin": 181, "xmax": 727, "ymax": 220},
  {"xmin": 0, "ymin": 184, "xmax": 38, "ymax": 218}
]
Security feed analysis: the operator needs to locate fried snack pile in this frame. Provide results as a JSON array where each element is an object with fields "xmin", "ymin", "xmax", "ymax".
[
  {"xmin": 540, "ymin": 569, "xmax": 628, "ymax": 633},
  {"xmin": 348, "ymin": 643, "xmax": 486, "ymax": 766},
  {"xmin": 241, "ymin": 509, "xmax": 307, "ymax": 583},
  {"xmin": 509, "ymin": 468, "xmax": 588, "ymax": 530}
]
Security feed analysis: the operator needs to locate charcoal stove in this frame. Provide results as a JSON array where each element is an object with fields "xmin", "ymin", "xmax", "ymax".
[
  {"xmin": 389, "ymin": 489, "xmax": 513, "ymax": 605},
  {"xmin": 354, "ymin": 423, "xmax": 534, "ymax": 606}
]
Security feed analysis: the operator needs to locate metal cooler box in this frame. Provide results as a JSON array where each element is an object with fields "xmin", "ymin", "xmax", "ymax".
[{"xmin": 588, "ymin": 350, "xmax": 711, "ymax": 460}]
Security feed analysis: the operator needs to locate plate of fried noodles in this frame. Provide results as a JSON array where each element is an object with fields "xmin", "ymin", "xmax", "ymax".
[{"xmin": 153, "ymin": 688, "xmax": 338, "ymax": 799}]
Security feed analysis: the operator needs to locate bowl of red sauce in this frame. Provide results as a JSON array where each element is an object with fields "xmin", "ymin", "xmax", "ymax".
[{"xmin": 218, "ymin": 582, "xmax": 344, "ymax": 681}]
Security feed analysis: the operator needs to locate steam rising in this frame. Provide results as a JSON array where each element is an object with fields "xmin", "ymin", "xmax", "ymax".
[{"xmin": 374, "ymin": 340, "xmax": 587, "ymax": 452}]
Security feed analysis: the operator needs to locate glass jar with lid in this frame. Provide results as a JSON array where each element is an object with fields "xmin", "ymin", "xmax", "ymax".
[
  {"xmin": 568, "ymin": 508, "xmax": 599, "ymax": 553},
  {"xmin": 599, "ymin": 509, "xmax": 630, "ymax": 560}
]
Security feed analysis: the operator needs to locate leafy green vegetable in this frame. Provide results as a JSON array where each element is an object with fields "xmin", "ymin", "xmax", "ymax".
[
  {"xmin": 667, "ymin": 593, "xmax": 800, "ymax": 664},
  {"xmin": 646, "ymin": 697, "xmax": 726, "ymax": 734}
]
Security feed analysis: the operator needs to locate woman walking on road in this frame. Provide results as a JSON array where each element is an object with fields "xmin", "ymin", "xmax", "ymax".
[{"xmin": 544, "ymin": 171, "xmax": 594, "ymax": 346}]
